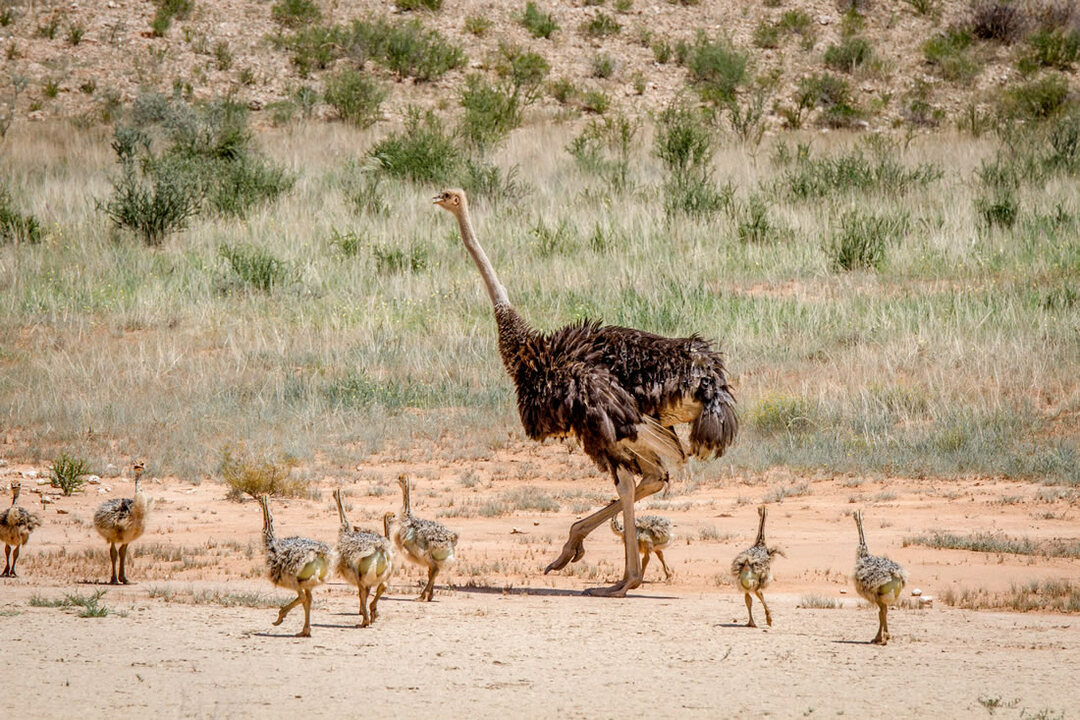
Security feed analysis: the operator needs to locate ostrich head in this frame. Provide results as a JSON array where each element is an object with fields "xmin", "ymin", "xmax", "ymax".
[{"xmin": 433, "ymin": 188, "xmax": 467, "ymax": 215}]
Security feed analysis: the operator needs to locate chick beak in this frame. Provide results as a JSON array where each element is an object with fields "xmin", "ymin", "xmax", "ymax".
[{"xmin": 432, "ymin": 195, "xmax": 442, "ymax": 204}]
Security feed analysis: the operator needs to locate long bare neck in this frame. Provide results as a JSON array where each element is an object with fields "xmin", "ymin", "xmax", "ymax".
[
  {"xmin": 334, "ymin": 491, "xmax": 351, "ymax": 533},
  {"xmin": 383, "ymin": 515, "xmax": 393, "ymax": 539},
  {"xmin": 400, "ymin": 480, "xmax": 412, "ymax": 518},
  {"xmin": 10, "ymin": 487, "xmax": 18, "ymax": 507},
  {"xmin": 261, "ymin": 500, "xmax": 276, "ymax": 546},
  {"xmin": 855, "ymin": 514, "xmax": 868, "ymax": 554},
  {"xmin": 456, "ymin": 206, "xmax": 509, "ymax": 308},
  {"xmin": 755, "ymin": 508, "xmax": 766, "ymax": 546}
]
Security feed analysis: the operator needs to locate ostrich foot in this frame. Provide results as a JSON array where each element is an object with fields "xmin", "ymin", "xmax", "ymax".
[
  {"xmin": 583, "ymin": 577, "xmax": 640, "ymax": 598},
  {"xmin": 543, "ymin": 539, "xmax": 585, "ymax": 574},
  {"xmin": 295, "ymin": 628, "xmax": 311, "ymax": 638}
]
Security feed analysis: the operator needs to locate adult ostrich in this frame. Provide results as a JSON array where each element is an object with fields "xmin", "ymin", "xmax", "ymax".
[{"xmin": 434, "ymin": 189, "xmax": 738, "ymax": 597}]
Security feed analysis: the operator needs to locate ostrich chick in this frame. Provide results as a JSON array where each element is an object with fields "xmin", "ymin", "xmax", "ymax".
[
  {"xmin": 332, "ymin": 489, "xmax": 394, "ymax": 627},
  {"xmin": 609, "ymin": 513, "xmax": 674, "ymax": 581},
  {"xmin": 257, "ymin": 494, "xmax": 330, "ymax": 637},
  {"xmin": 730, "ymin": 505, "xmax": 784, "ymax": 628},
  {"xmin": 93, "ymin": 462, "xmax": 150, "ymax": 585},
  {"xmin": 853, "ymin": 509, "xmax": 907, "ymax": 645},
  {"xmin": 0, "ymin": 481, "xmax": 42, "ymax": 578},
  {"xmin": 395, "ymin": 475, "xmax": 457, "ymax": 601}
]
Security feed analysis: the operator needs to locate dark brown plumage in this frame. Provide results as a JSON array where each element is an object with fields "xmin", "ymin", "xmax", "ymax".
[{"xmin": 435, "ymin": 188, "xmax": 737, "ymax": 597}]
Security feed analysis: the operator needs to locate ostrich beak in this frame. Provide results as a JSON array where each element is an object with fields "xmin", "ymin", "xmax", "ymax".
[{"xmin": 432, "ymin": 194, "xmax": 441, "ymax": 204}]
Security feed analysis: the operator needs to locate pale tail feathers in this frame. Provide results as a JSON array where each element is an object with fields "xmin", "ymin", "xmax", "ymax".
[{"xmin": 623, "ymin": 417, "xmax": 686, "ymax": 475}]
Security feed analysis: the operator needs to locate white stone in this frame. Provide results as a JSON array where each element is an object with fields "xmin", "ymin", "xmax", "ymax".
[{"xmin": 911, "ymin": 588, "xmax": 923, "ymax": 596}]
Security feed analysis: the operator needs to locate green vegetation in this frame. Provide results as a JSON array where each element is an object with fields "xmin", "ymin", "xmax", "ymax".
[
  {"xmin": 396, "ymin": 0, "xmax": 443, "ymax": 10},
  {"xmin": 824, "ymin": 35, "xmax": 873, "ymax": 73},
  {"xmin": 323, "ymin": 69, "xmax": 388, "ymax": 128},
  {"xmin": 0, "ymin": 185, "xmax": 42, "ymax": 243},
  {"xmin": 271, "ymin": 0, "xmax": 321, "ymax": 28},
  {"xmin": 30, "ymin": 590, "xmax": 111, "ymax": 617},
  {"xmin": 904, "ymin": 532, "xmax": 1080, "ymax": 559},
  {"xmin": 580, "ymin": 12, "xmax": 620, "ymax": 38},
  {"xmin": 50, "ymin": 453, "xmax": 90, "ymax": 496},
  {"xmin": 923, "ymin": 29, "xmax": 979, "ymax": 82},
  {"xmin": 151, "ymin": 0, "xmax": 193, "ymax": 37},
  {"xmin": 522, "ymin": 2, "xmax": 558, "ymax": 39},
  {"xmin": 943, "ymin": 579, "xmax": 1079, "ymax": 613},
  {"xmin": 681, "ymin": 31, "xmax": 750, "ymax": 106}
]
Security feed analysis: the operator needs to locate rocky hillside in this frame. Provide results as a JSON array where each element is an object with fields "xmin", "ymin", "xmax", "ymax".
[{"xmin": 0, "ymin": 0, "xmax": 1077, "ymax": 132}]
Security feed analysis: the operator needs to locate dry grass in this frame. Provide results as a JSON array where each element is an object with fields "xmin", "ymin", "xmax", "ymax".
[
  {"xmin": 903, "ymin": 531, "xmax": 1080, "ymax": 559},
  {"xmin": 0, "ymin": 120, "xmax": 1077, "ymax": 491},
  {"xmin": 941, "ymin": 578, "xmax": 1080, "ymax": 613}
]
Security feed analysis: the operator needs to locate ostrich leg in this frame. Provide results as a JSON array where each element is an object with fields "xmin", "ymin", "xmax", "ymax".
[
  {"xmin": 544, "ymin": 472, "xmax": 666, "ymax": 574},
  {"xmin": 584, "ymin": 468, "xmax": 642, "ymax": 597}
]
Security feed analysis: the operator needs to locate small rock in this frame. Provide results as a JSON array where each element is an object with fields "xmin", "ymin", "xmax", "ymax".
[
  {"xmin": 0, "ymin": 459, "xmax": 7, "ymax": 467},
  {"xmin": 817, "ymin": 15, "xmax": 831, "ymax": 24},
  {"xmin": 247, "ymin": 99, "xmax": 264, "ymax": 111},
  {"xmin": 510, "ymin": 527, "xmax": 524, "ymax": 534},
  {"xmin": 86, "ymin": 475, "xmax": 101, "ymax": 485},
  {"xmin": 56, "ymin": 508, "xmax": 68, "ymax": 515},
  {"xmin": 107, "ymin": 0, "xmax": 117, "ymax": 6},
  {"xmin": 911, "ymin": 588, "xmax": 923, "ymax": 596},
  {"xmin": 22, "ymin": 470, "xmax": 38, "ymax": 479},
  {"xmin": 36, "ymin": 478, "xmax": 50, "ymax": 486},
  {"xmin": 28, "ymin": 111, "xmax": 45, "ymax": 122},
  {"xmin": 839, "ymin": 588, "xmax": 847, "ymax": 594},
  {"xmin": 532, "ymin": 521, "xmax": 539, "ymax": 526}
]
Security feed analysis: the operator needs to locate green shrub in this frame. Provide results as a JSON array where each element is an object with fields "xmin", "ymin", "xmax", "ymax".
[
  {"xmin": 652, "ymin": 39, "xmax": 673, "ymax": 63},
  {"xmin": 752, "ymin": 21, "xmax": 781, "ymax": 49},
  {"xmin": 824, "ymin": 210, "xmax": 906, "ymax": 271},
  {"xmin": 779, "ymin": 141, "xmax": 941, "ymax": 199},
  {"xmin": 736, "ymin": 193, "xmax": 779, "ymax": 243},
  {"xmin": 271, "ymin": 0, "xmax": 322, "ymax": 28},
  {"xmin": 1001, "ymin": 74, "xmax": 1071, "ymax": 120},
  {"xmin": 976, "ymin": 187, "xmax": 1019, "ymax": 228},
  {"xmin": 462, "ymin": 158, "xmax": 524, "ymax": 201},
  {"xmin": 464, "ymin": 14, "xmax": 492, "ymax": 35},
  {"xmin": 1019, "ymin": 29, "xmax": 1080, "ymax": 72},
  {"xmin": 682, "ymin": 31, "xmax": 749, "ymax": 105},
  {"xmin": 824, "ymin": 35, "xmax": 873, "ymax": 72},
  {"xmin": 923, "ymin": 28, "xmax": 980, "ymax": 82},
  {"xmin": 549, "ymin": 77, "xmax": 578, "ymax": 104},
  {"xmin": 581, "ymin": 11, "xmax": 620, "ymax": 38},
  {"xmin": 460, "ymin": 46, "xmax": 549, "ymax": 151},
  {"xmin": 369, "ymin": 107, "xmax": 462, "ymax": 184},
  {"xmin": 522, "ymin": 2, "xmax": 558, "ymax": 39},
  {"xmin": 324, "ymin": 68, "xmax": 388, "ymax": 127},
  {"xmin": 279, "ymin": 25, "xmax": 344, "ymax": 77},
  {"xmin": 219, "ymin": 243, "xmax": 289, "ymax": 291},
  {"xmin": 0, "ymin": 186, "xmax": 42, "ymax": 243},
  {"xmin": 902, "ymin": 0, "xmax": 937, "ymax": 15},
  {"xmin": 592, "ymin": 53, "xmax": 615, "ymax": 78},
  {"xmin": 530, "ymin": 217, "xmax": 575, "ymax": 257},
  {"xmin": 902, "ymin": 80, "xmax": 945, "ymax": 127},
  {"xmin": 382, "ymin": 19, "xmax": 466, "ymax": 81},
  {"xmin": 221, "ymin": 444, "xmax": 307, "ymax": 501},
  {"xmin": 654, "ymin": 100, "xmax": 729, "ymax": 216},
  {"xmin": 372, "ymin": 243, "xmax": 428, "ymax": 274},
  {"xmin": 151, "ymin": 0, "xmax": 193, "ymax": 37},
  {"xmin": 566, "ymin": 113, "xmax": 638, "ymax": 192},
  {"xmin": 749, "ymin": 393, "xmax": 816, "ymax": 433},
  {"xmin": 103, "ymin": 154, "xmax": 202, "ymax": 246},
  {"xmin": 580, "ymin": 89, "xmax": 610, "ymax": 114},
  {"xmin": 204, "ymin": 155, "xmax": 295, "ymax": 217},
  {"xmin": 50, "ymin": 453, "xmax": 90, "ymax": 496},
  {"xmin": 396, "ymin": 0, "xmax": 442, "ymax": 9},
  {"xmin": 795, "ymin": 72, "xmax": 864, "ymax": 128}
]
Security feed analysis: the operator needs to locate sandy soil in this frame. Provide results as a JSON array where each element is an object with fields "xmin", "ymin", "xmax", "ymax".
[{"xmin": 2, "ymin": 447, "xmax": 1078, "ymax": 718}]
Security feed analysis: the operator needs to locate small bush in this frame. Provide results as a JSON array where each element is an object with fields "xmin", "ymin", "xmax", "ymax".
[
  {"xmin": 549, "ymin": 77, "xmax": 578, "ymax": 104},
  {"xmin": 976, "ymin": 187, "xmax": 1019, "ymax": 228},
  {"xmin": 0, "ymin": 186, "xmax": 43, "ymax": 243},
  {"xmin": 372, "ymin": 242, "xmax": 428, "ymax": 274},
  {"xmin": 736, "ymin": 194, "xmax": 779, "ymax": 243},
  {"xmin": 67, "ymin": 23, "xmax": 86, "ymax": 46},
  {"xmin": 580, "ymin": 11, "xmax": 620, "ymax": 38},
  {"xmin": 824, "ymin": 209, "xmax": 906, "ymax": 271},
  {"xmin": 522, "ymin": 2, "xmax": 558, "ymax": 39},
  {"xmin": 271, "ymin": 0, "xmax": 322, "ymax": 28},
  {"xmin": 381, "ymin": 19, "xmax": 466, "ymax": 81},
  {"xmin": 795, "ymin": 72, "xmax": 864, "ymax": 128},
  {"xmin": 103, "ymin": 155, "xmax": 202, "ymax": 246},
  {"xmin": 50, "ymin": 453, "xmax": 90, "ymax": 496},
  {"xmin": 462, "ymin": 158, "xmax": 524, "ymax": 202},
  {"xmin": 655, "ymin": 100, "xmax": 728, "ymax": 216},
  {"xmin": 923, "ymin": 28, "xmax": 980, "ymax": 82},
  {"xmin": 824, "ymin": 35, "xmax": 873, "ymax": 72},
  {"xmin": 592, "ymin": 53, "xmax": 615, "ymax": 78},
  {"xmin": 1020, "ymin": 29, "xmax": 1080, "ymax": 72},
  {"xmin": 219, "ymin": 243, "xmax": 289, "ymax": 291},
  {"xmin": 682, "ymin": 31, "xmax": 750, "ymax": 106},
  {"xmin": 324, "ymin": 68, "xmax": 388, "ymax": 128},
  {"xmin": 369, "ymin": 107, "xmax": 462, "ymax": 184},
  {"xmin": 464, "ymin": 14, "xmax": 492, "ymax": 36},
  {"xmin": 580, "ymin": 89, "xmax": 610, "ymax": 114},
  {"xmin": 221, "ymin": 445, "xmax": 308, "ymax": 501},
  {"xmin": 752, "ymin": 21, "xmax": 781, "ymax": 49},
  {"xmin": 652, "ymin": 39, "xmax": 673, "ymax": 63},
  {"xmin": 566, "ymin": 113, "xmax": 638, "ymax": 192},
  {"xmin": 749, "ymin": 393, "xmax": 816, "ymax": 433},
  {"xmin": 151, "ymin": 0, "xmax": 193, "ymax": 37},
  {"xmin": 1001, "ymin": 74, "xmax": 1071, "ymax": 121},
  {"xmin": 531, "ymin": 217, "xmax": 575, "ymax": 257},
  {"xmin": 902, "ymin": 80, "xmax": 945, "ymax": 127},
  {"xmin": 902, "ymin": 0, "xmax": 937, "ymax": 15},
  {"xmin": 396, "ymin": 0, "xmax": 443, "ymax": 9},
  {"xmin": 969, "ymin": 0, "xmax": 1028, "ymax": 43}
]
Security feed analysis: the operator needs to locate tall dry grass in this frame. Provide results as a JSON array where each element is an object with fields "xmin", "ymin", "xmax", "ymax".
[{"xmin": 0, "ymin": 119, "xmax": 1077, "ymax": 485}]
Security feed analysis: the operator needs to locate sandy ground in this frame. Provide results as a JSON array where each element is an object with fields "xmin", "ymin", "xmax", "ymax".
[{"xmin": 2, "ymin": 446, "xmax": 1078, "ymax": 718}]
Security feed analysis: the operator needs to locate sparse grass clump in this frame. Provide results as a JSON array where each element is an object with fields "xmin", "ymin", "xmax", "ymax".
[
  {"xmin": 31, "ymin": 590, "xmax": 111, "ymax": 617},
  {"xmin": 798, "ymin": 595, "xmax": 840, "ymax": 609},
  {"xmin": 1000, "ymin": 74, "xmax": 1072, "ymax": 121},
  {"xmin": 323, "ymin": 68, "xmax": 388, "ymax": 128},
  {"xmin": 396, "ymin": 0, "xmax": 443, "ymax": 10},
  {"xmin": 271, "ymin": 0, "xmax": 321, "ymax": 28},
  {"xmin": 793, "ymin": 72, "xmax": 864, "ymax": 128},
  {"xmin": 968, "ymin": 0, "xmax": 1028, "ymax": 44},
  {"xmin": 905, "ymin": 531, "xmax": 1080, "ymax": 558},
  {"xmin": 50, "ymin": 453, "xmax": 90, "ymax": 496},
  {"xmin": 681, "ymin": 31, "xmax": 750, "ymax": 106},
  {"xmin": 923, "ymin": 28, "xmax": 980, "ymax": 82},
  {"xmin": 580, "ymin": 11, "xmax": 620, "ymax": 38},
  {"xmin": 219, "ymin": 243, "xmax": 289, "ymax": 291},
  {"xmin": 0, "ymin": 185, "xmax": 42, "ymax": 243},
  {"xmin": 824, "ymin": 209, "xmax": 908, "ymax": 271},
  {"xmin": 522, "ymin": 2, "xmax": 558, "ymax": 39},
  {"xmin": 943, "ymin": 578, "xmax": 1080, "ymax": 613},
  {"xmin": 749, "ymin": 393, "xmax": 816, "ymax": 433},
  {"xmin": 151, "ymin": 0, "xmax": 193, "ymax": 37},
  {"xmin": 566, "ymin": 113, "xmax": 638, "ymax": 192},
  {"xmin": 777, "ymin": 141, "xmax": 942, "ymax": 199},
  {"xmin": 1020, "ymin": 28, "xmax": 1080, "ymax": 72},
  {"xmin": 824, "ymin": 35, "xmax": 873, "ymax": 73},
  {"xmin": 221, "ymin": 445, "xmax": 308, "ymax": 501}
]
